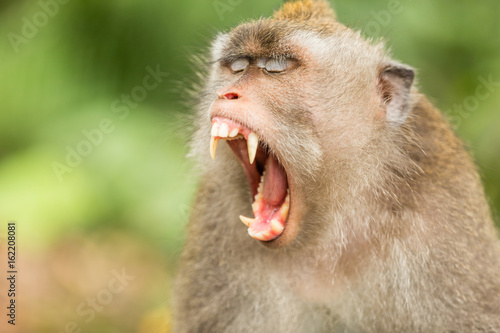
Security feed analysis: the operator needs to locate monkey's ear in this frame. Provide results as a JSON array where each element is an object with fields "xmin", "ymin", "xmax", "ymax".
[{"xmin": 378, "ymin": 62, "xmax": 415, "ymax": 126}]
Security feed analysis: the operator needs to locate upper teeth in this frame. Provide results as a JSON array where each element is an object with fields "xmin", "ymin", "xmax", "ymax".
[
  {"xmin": 210, "ymin": 136, "xmax": 218, "ymax": 160},
  {"xmin": 247, "ymin": 132, "xmax": 258, "ymax": 164},
  {"xmin": 218, "ymin": 123, "xmax": 229, "ymax": 137},
  {"xmin": 229, "ymin": 128, "xmax": 239, "ymax": 137},
  {"xmin": 210, "ymin": 121, "xmax": 259, "ymax": 164},
  {"xmin": 211, "ymin": 123, "xmax": 219, "ymax": 137}
]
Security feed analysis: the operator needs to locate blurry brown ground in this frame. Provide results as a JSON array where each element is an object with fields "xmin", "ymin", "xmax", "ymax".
[{"xmin": 1, "ymin": 233, "xmax": 173, "ymax": 332}]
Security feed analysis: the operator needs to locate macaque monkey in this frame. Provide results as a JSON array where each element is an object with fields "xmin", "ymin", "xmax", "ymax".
[{"xmin": 173, "ymin": 0, "xmax": 500, "ymax": 331}]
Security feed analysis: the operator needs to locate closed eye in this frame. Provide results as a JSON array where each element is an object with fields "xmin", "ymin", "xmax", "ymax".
[
  {"xmin": 230, "ymin": 58, "xmax": 250, "ymax": 73},
  {"xmin": 265, "ymin": 58, "xmax": 288, "ymax": 73},
  {"xmin": 257, "ymin": 57, "xmax": 297, "ymax": 74}
]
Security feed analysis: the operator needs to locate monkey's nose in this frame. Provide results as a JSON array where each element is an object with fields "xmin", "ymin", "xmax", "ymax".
[{"xmin": 217, "ymin": 91, "xmax": 240, "ymax": 100}]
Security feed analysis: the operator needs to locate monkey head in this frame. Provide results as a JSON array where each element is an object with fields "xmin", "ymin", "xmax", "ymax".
[{"xmin": 192, "ymin": 0, "xmax": 415, "ymax": 248}]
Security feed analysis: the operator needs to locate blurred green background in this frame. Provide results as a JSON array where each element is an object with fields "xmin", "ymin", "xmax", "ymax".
[{"xmin": 0, "ymin": 0, "xmax": 498, "ymax": 332}]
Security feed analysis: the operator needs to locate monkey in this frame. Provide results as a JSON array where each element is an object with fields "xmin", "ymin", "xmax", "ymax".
[{"xmin": 172, "ymin": 0, "xmax": 500, "ymax": 332}]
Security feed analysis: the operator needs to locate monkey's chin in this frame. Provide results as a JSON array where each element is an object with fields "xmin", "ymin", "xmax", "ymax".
[{"xmin": 210, "ymin": 117, "xmax": 290, "ymax": 242}]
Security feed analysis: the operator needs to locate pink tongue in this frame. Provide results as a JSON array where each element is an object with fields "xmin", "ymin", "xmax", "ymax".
[{"xmin": 262, "ymin": 155, "xmax": 288, "ymax": 206}]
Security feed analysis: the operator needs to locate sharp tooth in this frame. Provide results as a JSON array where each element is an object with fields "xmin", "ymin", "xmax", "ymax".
[
  {"xmin": 210, "ymin": 136, "xmax": 219, "ymax": 159},
  {"xmin": 247, "ymin": 132, "xmax": 258, "ymax": 164},
  {"xmin": 211, "ymin": 123, "xmax": 219, "ymax": 137},
  {"xmin": 270, "ymin": 219, "xmax": 284, "ymax": 234},
  {"xmin": 229, "ymin": 128, "xmax": 239, "ymax": 137},
  {"xmin": 239, "ymin": 215, "xmax": 255, "ymax": 227},
  {"xmin": 280, "ymin": 193, "xmax": 290, "ymax": 219},
  {"xmin": 219, "ymin": 123, "xmax": 229, "ymax": 138}
]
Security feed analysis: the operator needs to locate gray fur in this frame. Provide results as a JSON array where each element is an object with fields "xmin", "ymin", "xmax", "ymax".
[{"xmin": 173, "ymin": 1, "xmax": 500, "ymax": 332}]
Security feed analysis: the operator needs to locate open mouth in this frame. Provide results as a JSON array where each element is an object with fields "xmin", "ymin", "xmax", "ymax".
[{"xmin": 210, "ymin": 117, "xmax": 290, "ymax": 242}]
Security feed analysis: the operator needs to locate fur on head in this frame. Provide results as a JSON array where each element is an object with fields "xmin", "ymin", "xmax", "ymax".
[
  {"xmin": 188, "ymin": 0, "xmax": 420, "ymax": 249},
  {"xmin": 275, "ymin": 0, "xmax": 337, "ymax": 22}
]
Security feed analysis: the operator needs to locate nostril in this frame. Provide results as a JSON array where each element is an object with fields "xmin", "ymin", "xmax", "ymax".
[{"xmin": 223, "ymin": 92, "xmax": 239, "ymax": 100}]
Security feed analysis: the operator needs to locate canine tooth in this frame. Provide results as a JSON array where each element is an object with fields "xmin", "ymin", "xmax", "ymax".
[
  {"xmin": 210, "ymin": 136, "xmax": 219, "ymax": 159},
  {"xmin": 280, "ymin": 201, "xmax": 289, "ymax": 219},
  {"xmin": 219, "ymin": 123, "xmax": 229, "ymax": 138},
  {"xmin": 239, "ymin": 215, "xmax": 255, "ymax": 227},
  {"xmin": 270, "ymin": 219, "xmax": 284, "ymax": 233},
  {"xmin": 280, "ymin": 194, "xmax": 290, "ymax": 219},
  {"xmin": 211, "ymin": 123, "xmax": 219, "ymax": 137},
  {"xmin": 247, "ymin": 132, "xmax": 258, "ymax": 164},
  {"xmin": 229, "ymin": 128, "xmax": 239, "ymax": 137}
]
